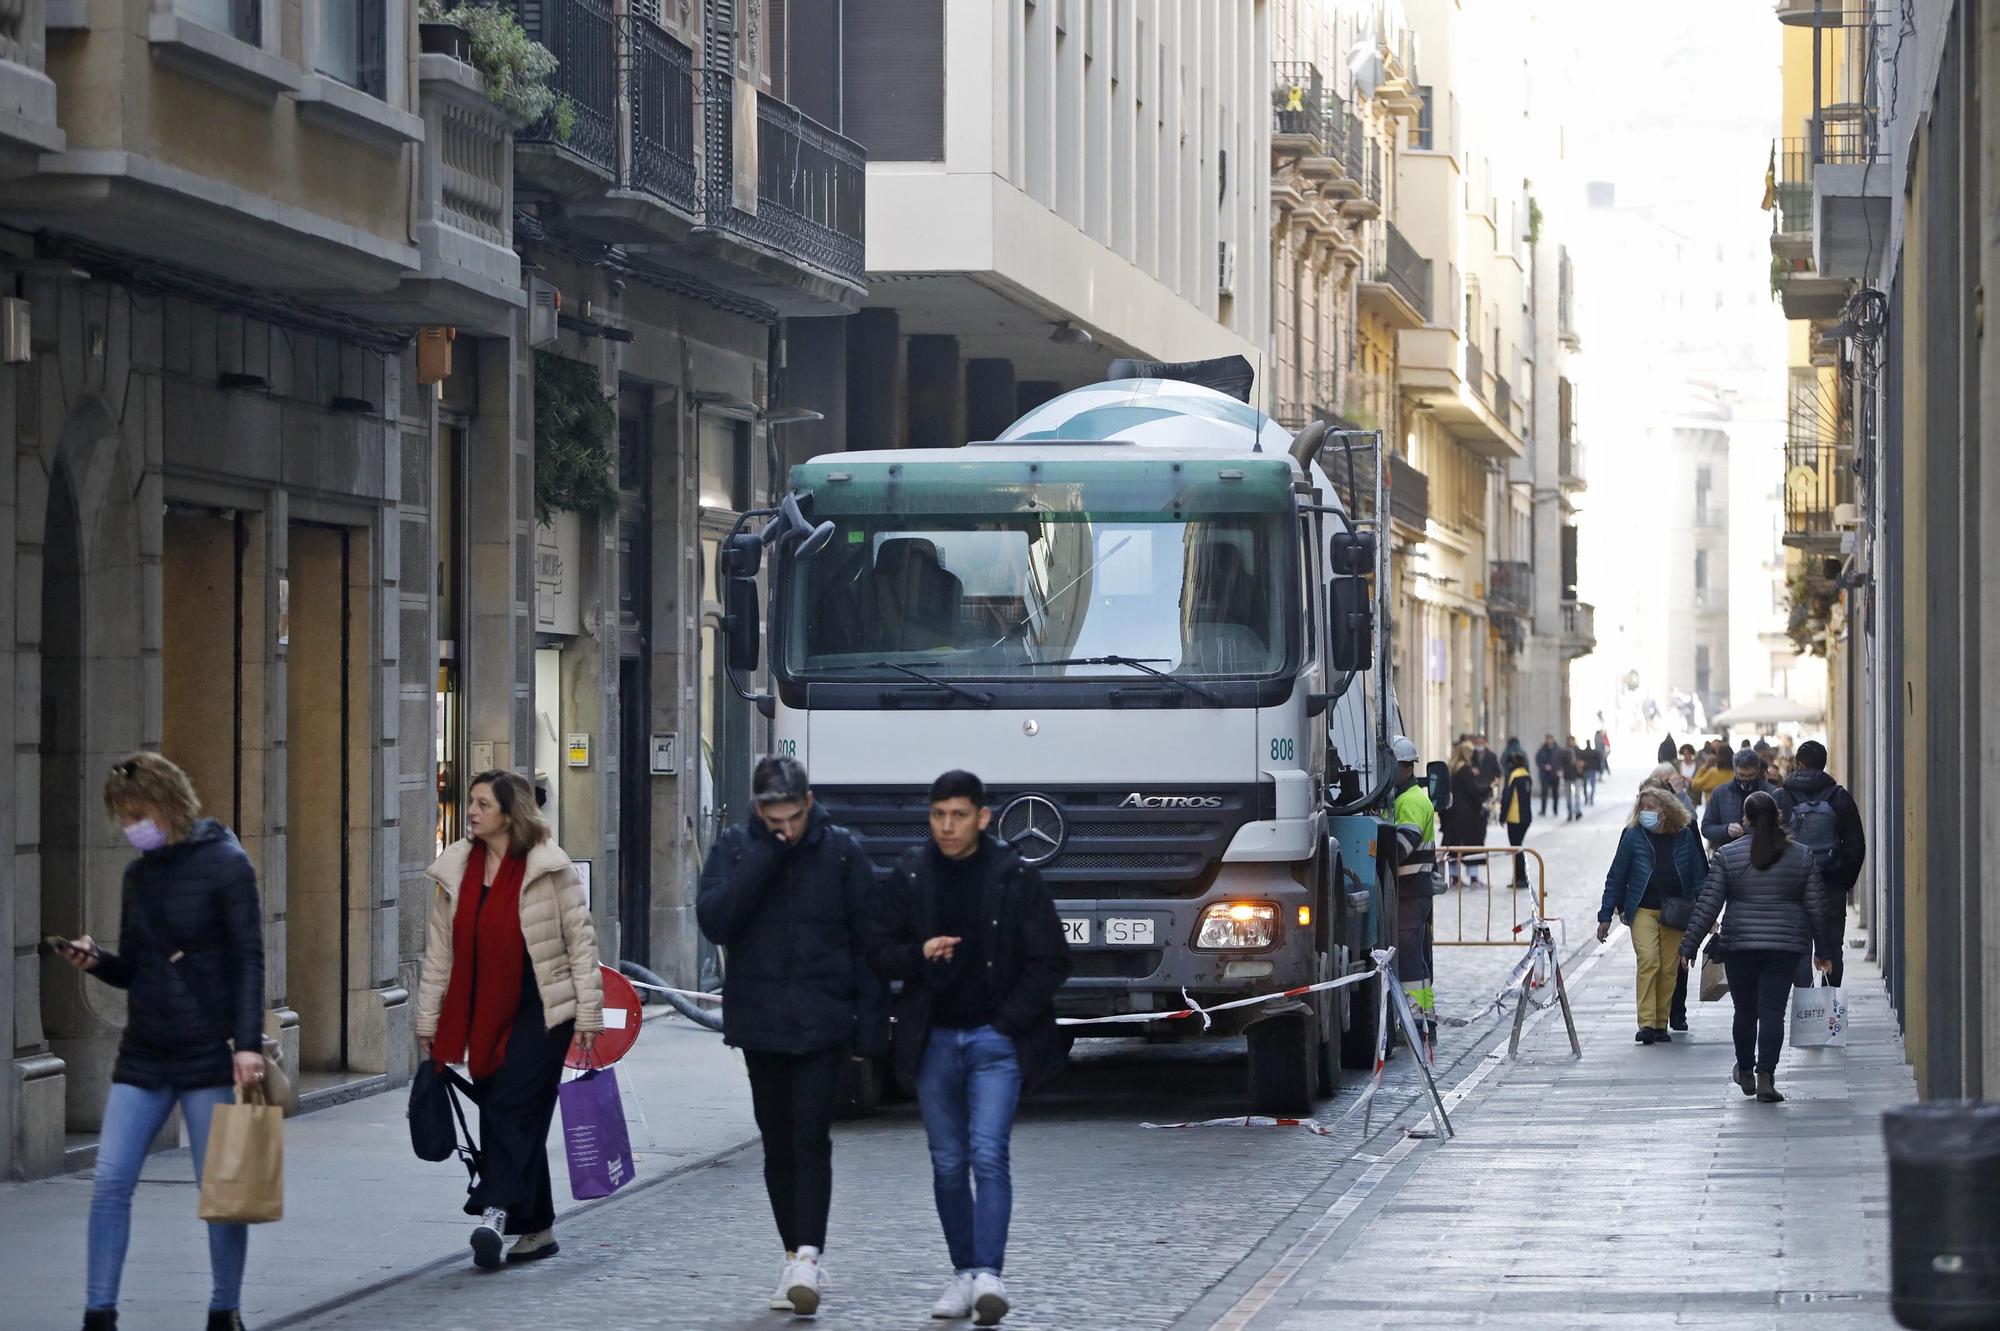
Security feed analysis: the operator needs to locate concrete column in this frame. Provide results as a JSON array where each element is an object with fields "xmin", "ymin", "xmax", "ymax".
[
  {"xmin": 1017, "ymin": 380, "xmax": 1062, "ymax": 416},
  {"xmin": 780, "ymin": 316, "xmax": 849, "ymax": 465},
  {"xmin": 966, "ymin": 358, "xmax": 1018, "ymax": 442},
  {"xmin": 906, "ymin": 334, "xmax": 964, "ymax": 447},
  {"xmin": 845, "ymin": 308, "xmax": 904, "ymax": 452}
]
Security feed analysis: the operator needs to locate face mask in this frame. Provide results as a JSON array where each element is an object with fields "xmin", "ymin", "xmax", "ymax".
[
  {"xmin": 123, "ymin": 819, "xmax": 169, "ymax": 853},
  {"xmin": 1638, "ymin": 810, "xmax": 1663, "ymax": 831}
]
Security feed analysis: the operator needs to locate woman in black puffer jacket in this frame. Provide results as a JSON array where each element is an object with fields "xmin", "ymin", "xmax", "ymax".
[
  {"xmin": 57, "ymin": 752, "xmax": 267, "ymax": 1331},
  {"xmin": 1678, "ymin": 791, "xmax": 1834, "ymax": 1103}
]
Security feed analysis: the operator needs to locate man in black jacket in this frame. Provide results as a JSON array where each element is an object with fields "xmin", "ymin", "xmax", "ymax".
[
  {"xmin": 696, "ymin": 755, "xmax": 879, "ymax": 1318},
  {"xmin": 1781, "ymin": 740, "xmax": 1866, "ymax": 984},
  {"xmin": 1535, "ymin": 735, "xmax": 1563, "ymax": 816},
  {"xmin": 1701, "ymin": 747, "xmax": 1791, "ymax": 851},
  {"xmin": 867, "ymin": 770, "xmax": 1071, "ymax": 1328}
]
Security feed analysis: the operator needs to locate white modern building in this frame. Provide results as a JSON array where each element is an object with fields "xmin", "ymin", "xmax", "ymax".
[{"xmin": 780, "ymin": 0, "xmax": 1269, "ymax": 466}]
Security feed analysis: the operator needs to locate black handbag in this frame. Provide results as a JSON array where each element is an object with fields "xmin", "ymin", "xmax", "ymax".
[
  {"xmin": 408, "ymin": 1059, "xmax": 481, "ymax": 1180},
  {"xmin": 1660, "ymin": 893, "xmax": 1695, "ymax": 932}
]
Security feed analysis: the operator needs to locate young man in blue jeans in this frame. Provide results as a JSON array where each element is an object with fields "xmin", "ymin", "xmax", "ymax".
[{"xmin": 867, "ymin": 770, "xmax": 1071, "ymax": 1326}]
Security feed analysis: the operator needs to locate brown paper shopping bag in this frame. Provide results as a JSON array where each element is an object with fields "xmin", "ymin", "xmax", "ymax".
[{"xmin": 198, "ymin": 1081, "xmax": 285, "ymax": 1224}]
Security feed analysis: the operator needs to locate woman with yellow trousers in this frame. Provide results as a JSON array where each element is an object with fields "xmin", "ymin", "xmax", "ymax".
[{"xmin": 1596, "ymin": 786, "xmax": 1708, "ymax": 1044}]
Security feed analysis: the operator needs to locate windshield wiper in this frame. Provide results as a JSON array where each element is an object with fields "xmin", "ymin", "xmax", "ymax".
[
  {"xmin": 870, "ymin": 660, "xmax": 996, "ymax": 707},
  {"xmin": 1022, "ymin": 655, "xmax": 1225, "ymax": 706}
]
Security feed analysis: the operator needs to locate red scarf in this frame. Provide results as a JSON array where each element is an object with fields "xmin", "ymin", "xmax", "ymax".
[{"xmin": 430, "ymin": 844, "xmax": 530, "ymax": 1079}]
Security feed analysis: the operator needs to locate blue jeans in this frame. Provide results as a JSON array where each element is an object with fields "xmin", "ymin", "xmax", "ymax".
[
  {"xmin": 88, "ymin": 1082, "xmax": 248, "ymax": 1312},
  {"xmin": 915, "ymin": 1025, "xmax": 1023, "ymax": 1274}
]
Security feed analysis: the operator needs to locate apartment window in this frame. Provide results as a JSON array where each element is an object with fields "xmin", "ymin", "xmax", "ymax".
[
  {"xmin": 1694, "ymin": 549, "xmax": 1709, "ymax": 593},
  {"xmin": 180, "ymin": 0, "xmax": 260, "ymax": 43},
  {"xmin": 1694, "ymin": 466, "xmax": 1712, "ymax": 526},
  {"xmin": 1695, "ymin": 645, "xmax": 1711, "ymax": 699},
  {"xmin": 1414, "ymin": 86, "xmax": 1434, "ymax": 150},
  {"xmin": 317, "ymin": 0, "xmax": 387, "ymax": 96}
]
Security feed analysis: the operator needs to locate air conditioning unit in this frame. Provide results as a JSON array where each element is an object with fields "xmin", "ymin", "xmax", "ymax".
[
  {"xmin": 1218, "ymin": 241, "xmax": 1237, "ymax": 297},
  {"xmin": 1833, "ymin": 502, "xmax": 1861, "ymax": 529}
]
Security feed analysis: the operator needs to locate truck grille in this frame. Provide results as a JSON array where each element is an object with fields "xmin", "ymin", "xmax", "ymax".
[{"xmin": 815, "ymin": 785, "xmax": 1273, "ymax": 900}]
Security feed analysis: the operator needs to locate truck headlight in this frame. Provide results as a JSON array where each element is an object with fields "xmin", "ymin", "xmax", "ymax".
[{"xmin": 1195, "ymin": 902, "xmax": 1278, "ymax": 950}]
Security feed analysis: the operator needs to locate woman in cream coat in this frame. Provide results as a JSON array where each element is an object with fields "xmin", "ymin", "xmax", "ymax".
[{"xmin": 418, "ymin": 769, "xmax": 603, "ymax": 1269}]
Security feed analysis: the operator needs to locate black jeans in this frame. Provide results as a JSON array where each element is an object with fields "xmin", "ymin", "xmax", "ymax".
[
  {"xmin": 1721, "ymin": 949, "xmax": 1801, "ymax": 1075},
  {"xmin": 466, "ymin": 1001, "xmax": 574, "ymax": 1236},
  {"xmin": 743, "ymin": 1046, "xmax": 849, "ymax": 1252},
  {"xmin": 1670, "ymin": 963, "xmax": 1688, "ymax": 1027},
  {"xmin": 1506, "ymin": 822, "xmax": 1529, "ymax": 890},
  {"xmin": 1539, "ymin": 777, "xmax": 1559, "ymax": 815}
]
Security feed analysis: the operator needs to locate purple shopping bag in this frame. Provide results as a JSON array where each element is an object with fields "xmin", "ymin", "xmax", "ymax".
[{"xmin": 559, "ymin": 1067, "xmax": 635, "ymax": 1200}]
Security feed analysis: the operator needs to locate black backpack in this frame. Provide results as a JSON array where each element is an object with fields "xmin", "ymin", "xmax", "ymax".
[{"xmin": 408, "ymin": 1059, "xmax": 481, "ymax": 1179}]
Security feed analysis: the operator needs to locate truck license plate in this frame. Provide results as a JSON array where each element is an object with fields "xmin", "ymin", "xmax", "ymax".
[
  {"xmin": 1103, "ymin": 917, "xmax": 1156, "ymax": 945},
  {"xmin": 1061, "ymin": 918, "xmax": 1091, "ymax": 945}
]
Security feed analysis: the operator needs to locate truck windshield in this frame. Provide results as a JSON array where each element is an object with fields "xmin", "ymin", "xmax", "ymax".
[{"xmin": 784, "ymin": 511, "xmax": 1294, "ymax": 680}]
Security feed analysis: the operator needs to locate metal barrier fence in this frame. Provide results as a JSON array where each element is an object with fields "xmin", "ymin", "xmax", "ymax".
[{"xmin": 1429, "ymin": 845, "xmax": 1548, "ymax": 947}]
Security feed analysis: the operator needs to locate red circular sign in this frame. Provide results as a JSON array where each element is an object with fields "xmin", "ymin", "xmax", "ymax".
[{"xmin": 567, "ymin": 964, "xmax": 642, "ymax": 1069}]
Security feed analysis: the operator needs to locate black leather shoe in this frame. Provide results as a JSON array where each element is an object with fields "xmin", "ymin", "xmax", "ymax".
[
  {"xmin": 1732, "ymin": 1066, "xmax": 1757, "ymax": 1097},
  {"xmin": 1757, "ymin": 1072, "xmax": 1786, "ymax": 1103},
  {"xmin": 1635, "ymin": 1027, "xmax": 1656, "ymax": 1044},
  {"xmin": 82, "ymin": 1311, "xmax": 117, "ymax": 1331},
  {"xmin": 1653, "ymin": 1029, "xmax": 1672, "ymax": 1043},
  {"xmin": 205, "ymin": 1312, "xmax": 246, "ymax": 1331},
  {"xmin": 1670, "ymin": 1016, "xmax": 1689, "ymax": 1032}
]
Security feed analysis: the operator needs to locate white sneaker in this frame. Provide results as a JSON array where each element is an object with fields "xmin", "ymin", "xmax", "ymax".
[
  {"xmin": 470, "ymin": 1206, "xmax": 507, "ymax": 1270},
  {"xmin": 769, "ymin": 1253, "xmax": 797, "ymax": 1311},
  {"xmin": 971, "ymin": 1272, "xmax": 1009, "ymax": 1326},
  {"xmin": 931, "ymin": 1272, "xmax": 975, "ymax": 1319},
  {"xmin": 784, "ymin": 1255, "xmax": 822, "ymax": 1318}
]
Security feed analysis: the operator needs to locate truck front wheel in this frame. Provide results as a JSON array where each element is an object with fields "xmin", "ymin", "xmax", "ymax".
[
  {"xmin": 1340, "ymin": 980, "xmax": 1384, "ymax": 1069},
  {"xmin": 1246, "ymin": 1008, "xmax": 1316, "ymax": 1115}
]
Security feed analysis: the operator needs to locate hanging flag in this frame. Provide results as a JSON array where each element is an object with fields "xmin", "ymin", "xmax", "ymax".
[{"xmin": 1761, "ymin": 142, "xmax": 1777, "ymax": 212}]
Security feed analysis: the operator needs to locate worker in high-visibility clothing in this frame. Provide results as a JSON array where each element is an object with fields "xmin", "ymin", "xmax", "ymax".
[{"xmin": 1389, "ymin": 735, "xmax": 1440, "ymax": 1049}]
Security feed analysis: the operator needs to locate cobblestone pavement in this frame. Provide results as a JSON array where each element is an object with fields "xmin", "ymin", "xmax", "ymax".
[{"xmin": 269, "ymin": 813, "xmax": 1635, "ymax": 1331}]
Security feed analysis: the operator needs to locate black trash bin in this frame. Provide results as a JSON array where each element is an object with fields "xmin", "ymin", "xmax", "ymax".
[{"xmin": 1886, "ymin": 1102, "xmax": 2000, "ymax": 1329}]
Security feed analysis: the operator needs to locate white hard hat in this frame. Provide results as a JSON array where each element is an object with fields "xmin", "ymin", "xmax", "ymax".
[{"xmin": 1390, "ymin": 736, "xmax": 1420, "ymax": 763}]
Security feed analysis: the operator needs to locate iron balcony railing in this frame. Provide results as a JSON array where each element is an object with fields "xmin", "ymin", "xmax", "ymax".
[
  {"xmin": 1272, "ymin": 61, "xmax": 1327, "ymax": 147},
  {"xmin": 701, "ymin": 69, "xmax": 866, "ymax": 288},
  {"xmin": 510, "ymin": 0, "xmax": 617, "ymax": 175},
  {"xmin": 630, "ymin": 19, "xmax": 698, "ymax": 213},
  {"xmin": 1494, "ymin": 373, "xmax": 1513, "ymax": 429},
  {"xmin": 1389, "ymin": 453, "xmax": 1428, "ymax": 529},
  {"xmin": 1775, "ymin": 120, "xmax": 1881, "ymax": 237},
  {"xmin": 1559, "ymin": 431, "xmax": 1585, "ymax": 487},
  {"xmin": 1785, "ymin": 408, "xmax": 1853, "ymax": 536},
  {"xmin": 1365, "ymin": 142, "xmax": 1383, "ymax": 205},
  {"xmin": 1488, "ymin": 560, "xmax": 1533, "ymax": 617},
  {"xmin": 1464, "ymin": 340, "xmax": 1484, "ymax": 401},
  {"xmin": 1343, "ymin": 112, "xmax": 1365, "ymax": 182},
  {"xmin": 1373, "ymin": 220, "xmax": 1431, "ymax": 322}
]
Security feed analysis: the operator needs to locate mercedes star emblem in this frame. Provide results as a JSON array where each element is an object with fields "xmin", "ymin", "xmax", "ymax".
[{"xmin": 997, "ymin": 793, "xmax": 1065, "ymax": 866}]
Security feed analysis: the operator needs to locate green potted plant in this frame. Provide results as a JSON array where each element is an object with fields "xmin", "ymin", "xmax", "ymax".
[
  {"xmin": 418, "ymin": 0, "xmax": 575, "ymax": 139},
  {"xmin": 533, "ymin": 352, "xmax": 619, "ymax": 524}
]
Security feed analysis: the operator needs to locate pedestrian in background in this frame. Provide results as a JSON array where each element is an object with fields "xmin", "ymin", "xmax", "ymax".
[
  {"xmin": 697, "ymin": 756, "xmax": 880, "ymax": 1318},
  {"xmin": 1780, "ymin": 740, "xmax": 1866, "ymax": 985},
  {"xmin": 1701, "ymin": 748, "xmax": 1789, "ymax": 851},
  {"xmin": 1536, "ymin": 734, "xmax": 1563, "ymax": 817},
  {"xmin": 1644, "ymin": 763, "xmax": 1698, "ymax": 816},
  {"xmin": 1597, "ymin": 786, "xmax": 1707, "ymax": 1044},
  {"xmin": 867, "ymin": 770, "xmax": 1071, "ymax": 1327},
  {"xmin": 1679, "ymin": 792, "xmax": 1836, "ymax": 1102},
  {"xmin": 418, "ymin": 769, "xmax": 603, "ymax": 1272},
  {"xmin": 1691, "ymin": 747, "xmax": 1728, "ymax": 809},
  {"xmin": 1581, "ymin": 740, "xmax": 1603, "ymax": 806},
  {"xmin": 60, "ymin": 752, "xmax": 267, "ymax": 1331},
  {"xmin": 1563, "ymin": 736, "xmax": 1586, "ymax": 822},
  {"xmin": 1500, "ymin": 746, "xmax": 1536, "ymax": 893},
  {"xmin": 1471, "ymin": 733, "xmax": 1503, "ymax": 804},
  {"xmin": 1443, "ymin": 742, "xmax": 1490, "ymax": 888}
]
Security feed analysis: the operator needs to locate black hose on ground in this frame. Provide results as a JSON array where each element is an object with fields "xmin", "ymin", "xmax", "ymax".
[{"xmin": 618, "ymin": 959, "xmax": 724, "ymax": 1033}]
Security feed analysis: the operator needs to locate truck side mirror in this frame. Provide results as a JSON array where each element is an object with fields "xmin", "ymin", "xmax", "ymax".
[
  {"xmin": 1328, "ymin": 575, "xmax": 1373, "ymax": 672},
  {"xmin": 1427, "ymin": 759, "xmax": 1451, "ymax": 810},
  {"xmin": 722, "ymin": 532, "xmax": 763, "ymax": 673}
]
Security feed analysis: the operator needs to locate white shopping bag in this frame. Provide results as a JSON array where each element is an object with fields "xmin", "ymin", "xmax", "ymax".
[{"xmin": 1789, "ymin": 977, "xmax": 1847, "ymax": 1049}]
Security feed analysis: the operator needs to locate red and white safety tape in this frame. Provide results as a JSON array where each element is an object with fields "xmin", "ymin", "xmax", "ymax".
[
  {"xmin": 1055, "ymin": 967, "xmax": 1378, "ymax": 1031},
  {"xmin": 1141, "ymin": 1115, "xmax": 1336, "ymax": 1136},
  {"xmin": 624, "ymin": 979, "xmax": 724, "ymax": 1004}
]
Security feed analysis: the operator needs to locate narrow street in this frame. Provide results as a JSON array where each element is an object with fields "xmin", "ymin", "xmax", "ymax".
[{"xmin": 0, "ymin": 791, "xmax": 1906, "ymax": 1330}]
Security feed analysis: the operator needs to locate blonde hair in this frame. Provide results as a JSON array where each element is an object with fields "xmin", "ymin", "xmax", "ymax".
[
  {"xmin": 1450, "ymin": 741, "xmax": 1474, "ymax": 773},
  {"xmin": 1629, "ymin": 784, "xmax": 1691, "ymax": 833},
  {"xmin": 468, "ymin": 769, "xmax": 550, "ymax": 858},
  {"xmin": 102, "ymin": 751, "xmax": 201, "ymax": 843}
]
